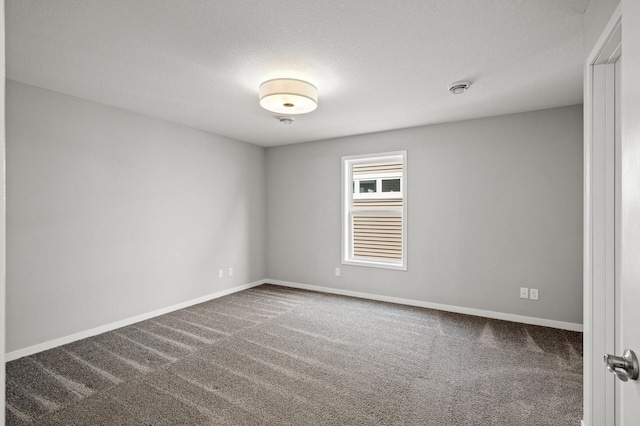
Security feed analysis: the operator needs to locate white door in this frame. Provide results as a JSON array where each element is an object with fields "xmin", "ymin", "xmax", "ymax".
[
  {"xmin": 599, "ymin": 38, "xmax": 640, "ymax": 426},
  {"xmin": 618, "ymin": 0, "xmax": 640, "ymax": 421},
  {"xmin": 608, "ymin": 53, "xmax": 640, "ymax": 426},
  {"xmin": 583, "ymin": 7, "xmax": 640, "ymax": 425},
  {"xmin": 586, "ymin": 3, "xmax": 640, "ymax": 425}
]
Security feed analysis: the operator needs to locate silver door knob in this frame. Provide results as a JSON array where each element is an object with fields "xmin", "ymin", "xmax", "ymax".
[{"xmin": 604, "ymin": 349, "xmax": 639, "ymax": 382}]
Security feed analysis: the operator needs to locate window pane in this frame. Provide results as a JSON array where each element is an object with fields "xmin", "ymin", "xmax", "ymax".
[
  {"xmin": 382, "ymin": 178, "xmax": 400, "ymax": 193},
  {"xmin": 359, "ymin": 180, "xmax": 377, "ymax": 193}
]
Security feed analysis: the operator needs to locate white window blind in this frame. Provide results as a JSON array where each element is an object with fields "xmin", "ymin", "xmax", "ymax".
[
  {"xmin": 352, "ymin": 212, "xmax": 402, "ymax": 260},
  {"xmin": 352, "ymin": 161, "xmax": 403, "ymax": 176}
]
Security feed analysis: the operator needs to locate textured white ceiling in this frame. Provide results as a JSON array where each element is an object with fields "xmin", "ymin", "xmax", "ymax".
[{"xmin": 6, "ymin": 0, "xmax": 588, "ymax": 147}]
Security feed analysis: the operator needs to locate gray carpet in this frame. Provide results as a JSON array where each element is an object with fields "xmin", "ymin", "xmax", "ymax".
[{"xmin": 6, "ymin": 284, "xmax": 583, "ymax": 425}]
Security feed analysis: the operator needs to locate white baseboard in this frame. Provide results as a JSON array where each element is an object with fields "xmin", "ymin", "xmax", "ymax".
[
  {"xmin": 5, "ymin": 280, "xmax": 266, "ymax": 362},
  {"xmin": 267, "ymin": 279, "xmax": 584, "ymax": 332}
]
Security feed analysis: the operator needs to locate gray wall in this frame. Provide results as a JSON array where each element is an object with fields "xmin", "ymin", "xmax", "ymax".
[
  {"xmin": 5, "ymin": 79, "xmax": 584, "ymax": 354},
  {"xmin": 266, "ymin": 105, "xmax": 584, "ymax": 324},
  {"xmin": 6, "ymin": 80, "xmax": 267, "ymax": 353}
]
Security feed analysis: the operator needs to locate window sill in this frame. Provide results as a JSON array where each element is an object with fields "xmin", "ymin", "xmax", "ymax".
[{"xmin": 342, "ymin": 258, "xmax": 407, "ymax": 271}]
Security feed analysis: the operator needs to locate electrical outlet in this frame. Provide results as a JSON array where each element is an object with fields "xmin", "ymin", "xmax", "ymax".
[
  {"xmin": 218, "ymin": 269, "xmax": 223, "ymax": 279},
  {"xmin": 530, "ymin": 288, "xmax": 539, "ymax": 300},
  {"xmin": 228, "ymin": 267, "xmax": 233, "ymax": 277},
  {"xmin": 335, "ymin": 267, "xmax": 341, "ymax": 276},
  {"xmin": 520, "ymin": 287, "xmax": 529, "ymax": 299}
]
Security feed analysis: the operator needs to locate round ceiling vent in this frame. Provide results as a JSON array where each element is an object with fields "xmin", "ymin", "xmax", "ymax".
[
  {"xmin": 448, "ymin": 81, "xmax": 471, "ymax": 94},
  {"xmin": 278, "ymin": 116, "xmax": 294, "ymax": 124}
]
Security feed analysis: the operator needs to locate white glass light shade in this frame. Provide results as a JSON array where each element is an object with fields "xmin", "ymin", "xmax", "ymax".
[{"xmin": 259, "ymin": 79, "xmax": 318, "ymax": 114}]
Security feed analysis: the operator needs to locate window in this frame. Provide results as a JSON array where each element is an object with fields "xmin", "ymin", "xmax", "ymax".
[{"xmin": 342, "ymin": 151, "xmax": 407, "ymax": 270}]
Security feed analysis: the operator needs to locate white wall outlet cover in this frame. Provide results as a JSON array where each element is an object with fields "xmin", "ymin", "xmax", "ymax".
[
  {"xmin": 520, "ymin": 287, "xmax": 529, "ymax": 299},
  {"xmin": 530, "ymin": 289, "xmax": 539, "ymax": 300},
  {"xmin": 218, "ymin": 269, "xmax": 223, "ymax": 278},
  {"xmin": 228, "ymin": 267, "xmax": 233, "ymax": 276},
  {"xmin": 335, "ymin": 268, "xmax": 341, "ymax": 276}
]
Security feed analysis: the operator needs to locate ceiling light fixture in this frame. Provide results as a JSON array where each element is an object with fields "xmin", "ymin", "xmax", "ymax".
[
  {"xmin": 448, "ymin": 81, "xmax": 471, "ymax": 94},
  {"xmin": 259, "ymin": 78, "xmax": 318, "ymax": 114}
]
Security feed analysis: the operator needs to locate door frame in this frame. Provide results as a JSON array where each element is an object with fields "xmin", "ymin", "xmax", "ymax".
[{"xmin": 583, "ymin": 5, "xmax": 622, "ymax": 426}]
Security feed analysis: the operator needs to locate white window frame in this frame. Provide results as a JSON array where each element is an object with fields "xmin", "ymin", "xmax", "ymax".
[{"xmin": 342, "ymin": 151, "xmax": 407, "ymax": 271}]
